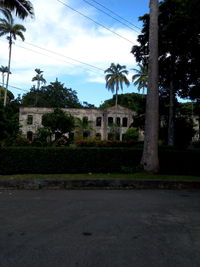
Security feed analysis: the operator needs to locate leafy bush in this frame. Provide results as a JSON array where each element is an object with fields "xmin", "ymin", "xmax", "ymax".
[
  {"xmin": 123, "ymin": 128, "xmax": 139, "ymax": 142},
  {"xmin": 0, "ymin": 147, "xmax": 142, "ymax": 174},
  {"xmin": 0, "ymin": 147, "xmax": 199, "ymax": 175},
  {"xmin": 75, "ymin": 139, "xmax": 138, "ymax": 147},
  {"xmin": 33, "ymin": 127, "xmax": 52, "ymax": 146}
]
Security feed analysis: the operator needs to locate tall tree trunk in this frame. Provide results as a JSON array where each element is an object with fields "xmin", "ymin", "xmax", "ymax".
[
  {"xmin": 37, "ymin": 80, "xmax": 40, "ymax": 90},
  {"xmin": 168, "ymin": 81, "xmax": 175, "ymax": 146},
  {"xmin": 141, "ymin": 0, "xmax": 159, "ymax": 173},
  {"xmin": 2, "ymin": 73, "xmax": 5, "ymax": 87},
  {"xmin": 4, "ymin": 37, "xmax": 12, "ymax": 107},
  {"xmin": 115, "ymin": 83, "xmax": 118, "ymax": 107}
]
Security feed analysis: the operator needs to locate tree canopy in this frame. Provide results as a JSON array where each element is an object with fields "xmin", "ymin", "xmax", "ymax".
[
  {"xmin": 42, "ymin": 108, "xmax": 75, "ymax": 136},
  {"xmin": 21, "ymin": 79, "xmax": 82, "ymax": 108},
  {"xmin": 131, "ymin": 0, "xmax": 200, "ymax": 101},
  {"xmin": 0, "ymin": 0, "xmax": 34, "ymax": 20},
  {"xmin": 104, "ymin": 63, "xmax": 130, "ymax": 106}
]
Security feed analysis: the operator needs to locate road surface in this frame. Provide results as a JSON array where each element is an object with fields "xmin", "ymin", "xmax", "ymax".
[{"xmin": 0, "ymin": 190, "xmax": 200, "ymax": 267}]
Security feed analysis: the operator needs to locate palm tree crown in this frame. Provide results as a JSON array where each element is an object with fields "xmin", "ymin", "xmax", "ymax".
[
  {"xmin": 0, "ymin": 9, "xmax": 26, "ymax": 106},
  {"xmin": 104, "ymin": 63, "xmax": 130, "ymax": 106},
  {"xmin": 132, "ymin": 63, "xmax": 148, "ymax": 94},
  {"xmin": 75, "ymin": 116, "xmax": 93, "ymax": 139},
  {"xmin": 32, "ymin": 68, "xmax": 46, "ymax": 90},
  {"xmin": 0, "ymin": 9, "xmax": 26, "ymax": 43},
  {"xmin": 0, "ymin": 65, "xmax": 10, "ymax": 87},
  {"xmin": 0, "ymin": 0, "xmax": 34, "ymax": 20}
]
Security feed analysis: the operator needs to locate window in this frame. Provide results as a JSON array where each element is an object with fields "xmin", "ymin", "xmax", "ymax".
[
  {"xmin": 27, "ymin": 115, "xmax": 33, "ymax": 125},
  {"xmin": 27, "ymin": 131, "xmax": 33, "ymax": 141},
  {"xmin": 83, "ymin": 131, "xmax": 90, "ymax": 138},
  {"xmin": 108, "ymin": 117, "xmax": 113, "ymax": 125},
  {"xmin": 116, "ymin": 117, "xmax": 121, "ymax": 126},
  {"xmin": 95, "ymin": 133, "xmax": 101, "ymax": 140},
  {"xmin": 122, "ymin": 117, "xmax": 128, "ymax": 127},
  {"xmin": 108, "ymin": 133, "xmax": 113, "ymax": 140},
  {"xmin": 96, "ymin": 117, "xmax": 102, "ymax": 127}
]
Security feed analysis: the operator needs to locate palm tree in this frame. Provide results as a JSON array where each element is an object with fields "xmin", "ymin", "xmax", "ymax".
[
  {"xmin": 75, "ymin": 116, "xmax": 93, "ymax": 139},
  {"xmin": 0, "ymin": 0, "xmax": 34, "ymax": 20},
  {"xmin": 132, "ymin": 63, "xmax": 148, "ymax": 94},
  {"xmin": 104, "ymin": 63, "xmax": 130, "ymax": 107},
  {"xmin": 141, "ymin": 0, "xmax": 159, "ymax": 173},
  {"xmin": 0, "ymin": 65, "xmax": 11, "ymax": 88},
  {"xmin": 0, "ymin": 9, "xmax": 26, "ymax": 106},
  {"xmin": 32, "ymin": 69, "xmax": 46, "ymax": 90}
]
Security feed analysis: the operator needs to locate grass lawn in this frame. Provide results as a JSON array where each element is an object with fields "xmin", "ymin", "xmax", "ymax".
[{"xmin": 0, "ymin": 173, "xmax": 200, "ymax": 181}]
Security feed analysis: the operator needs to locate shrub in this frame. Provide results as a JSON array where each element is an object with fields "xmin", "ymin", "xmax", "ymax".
[
  {"xmin": 0, "ymin": 147, "xmax": 142, "ymax": 174},
  {"xmin": 75, "ymin": 139, "xmax": 137, "ymax": 147},
  {"xmin": 123, "ymin": 128, "xmax": 139, "ymax": 142}
]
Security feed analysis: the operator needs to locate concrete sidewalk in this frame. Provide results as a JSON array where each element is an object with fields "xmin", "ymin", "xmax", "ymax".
[{"xmin": 0, "ymin": 177, "xmax": 200, "ymax": 189}]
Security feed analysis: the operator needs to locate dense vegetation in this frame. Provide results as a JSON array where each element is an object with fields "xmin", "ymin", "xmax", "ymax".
[{"xmin": 0, "ymin": 147, "xmax": 199, "ymax": 176}]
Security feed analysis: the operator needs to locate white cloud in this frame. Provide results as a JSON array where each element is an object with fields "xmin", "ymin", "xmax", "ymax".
[{"xmin": 0, "ymin": 0, "xmax": 139, "ymax": 103}]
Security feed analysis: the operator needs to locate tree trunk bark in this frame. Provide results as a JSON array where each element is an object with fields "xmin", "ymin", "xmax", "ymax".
[
  {"xmin": 141, "ymin": 0, "xmax": 159, "ymax": 173},
  {"xmin": 168, "ymin": 81, "xmax": 175, "ymax": 146},
  {"xmin": 2, "ymin": 73, "xmax": 5, "ymax": 87},
  {"xmin": 115, "ymin": 84, "xmax": 118, "ymax": 107},
  {"xmin": 4, "ymin": 37, "xmax": 12, "ymax": 107}
]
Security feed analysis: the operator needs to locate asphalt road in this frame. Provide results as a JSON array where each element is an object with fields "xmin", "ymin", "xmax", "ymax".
[{"xmin": 0, "ymin": 190, "xmax": 200, "ymax": 267}]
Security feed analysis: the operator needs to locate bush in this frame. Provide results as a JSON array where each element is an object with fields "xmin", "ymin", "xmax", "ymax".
[
  {"xmin": 159, "ymin": 147, "xmax": 200, "ymax": 176},
  {"xmin": 0, "ymin": 147, "xmax": 142, "ymax": 174},
  {"xmin": 75, "ymin": 139, "xmax": 138, "ymax": 147},
  {"xmin": 0, "ymin": 147, "xmax": 199, "ymax": 175},
  {"xmin": 123, "ymin": 128, "xmax": 139, "ymax": 142}
]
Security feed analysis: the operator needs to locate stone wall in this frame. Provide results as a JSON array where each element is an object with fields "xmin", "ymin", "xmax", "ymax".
[{"xmin": 19, "ymin": 106, "xmax": 135, "ymax": 141}]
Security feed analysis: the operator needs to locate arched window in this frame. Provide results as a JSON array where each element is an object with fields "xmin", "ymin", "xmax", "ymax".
[
  {"xmin": 27, "ymin": 131, "xmax": 33, "ymax": 141},
  {"xmin": 108, "ymin": 117, "xmax": 113, "ymax": 125},
  {"xmin": 116, "ymin": 117, "xmax": 121, "ymax": 126},
  {"xmin": 83, "ymin": 131, "xmax": 90, "ymax": 138},
  {"xmin": 96, "ymin": 117, "xmax": 102, "ymax": 127},
  {"xmin": 122, "ymin": 117, "xmax": 128, "ymax": 127}
]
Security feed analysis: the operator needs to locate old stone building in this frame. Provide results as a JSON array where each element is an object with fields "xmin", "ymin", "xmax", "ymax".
[{"xmin": 19, "ymin": 105, "xmax": 135, "ymax": 141}]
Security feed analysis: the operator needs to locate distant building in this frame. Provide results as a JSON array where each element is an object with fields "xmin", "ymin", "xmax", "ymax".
[{"xmin": 19, "ymin": 105, "xmax": 135, "ymax": 141}]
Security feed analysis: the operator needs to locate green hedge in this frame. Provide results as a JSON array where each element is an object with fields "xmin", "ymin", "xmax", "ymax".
[
  {"xmin": 0, "ymin": 147, "xmax": 199, "ymax": 175},
  {"xmin": 159, "ymin": 148, "xmax": 200, "ymax": 176},
  {"xmin": 0, "ymin": 147, "xmax": 142, "ymax": 174}
]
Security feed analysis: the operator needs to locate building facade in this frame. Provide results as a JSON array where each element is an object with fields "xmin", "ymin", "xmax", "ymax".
[{"xmin": 19, "ymin": 106, "xmax": 135, "ymax": 141}]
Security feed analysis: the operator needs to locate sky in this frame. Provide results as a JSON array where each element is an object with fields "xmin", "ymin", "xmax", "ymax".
[{"xmin": 0, "ymin": 0, "xmax": 150, "ymax": 107}]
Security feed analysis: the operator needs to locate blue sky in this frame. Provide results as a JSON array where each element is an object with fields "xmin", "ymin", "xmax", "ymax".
[{"xmin": 0, "ymin": 0, "xmax": 150, "ymax": 107}]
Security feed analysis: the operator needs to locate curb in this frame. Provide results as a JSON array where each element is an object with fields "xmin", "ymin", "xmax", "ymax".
[{"xmin": 0, "ymin": 179, "xmax": 200, "ymax": 190}]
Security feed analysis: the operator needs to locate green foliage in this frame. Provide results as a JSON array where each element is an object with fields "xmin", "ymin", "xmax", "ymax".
[
  {"xmin": 32, "ymin": 68, "xmax": 46, "ymax": 90},
  {"xmin": 75, "ymin": 139, "xmax": 140, "ymax": 147},
  {"xmin": 131, "ymin": 0, "xmax": 200, "ymax": 101},
  {"xmin": 0, "ymin": 147, "xmax": 142, "ymax": 174},
  {"xmin": 11, "ymin": 133, "xmax": 31, "ymax": 146},
  {"xmin": 0, "ymin": 0, "xmax": 34, "ymax": 20},
  {"xmin": 132, "ymin": 63, "xmax": 148, "ymax": 94},
  {"xmin": 104, "ymin": 63, "xmax": 130, "ymax": 106},
  {"xmin": 160, "ymin": 116, "xmax": 195, "ymax": 148},
  {"xmin": 175, "ymin": 117, "xmax": 195, "ymax": 148},
  {"xmin": 75, "ymin": 116, "xmax": 93, "ymax": 139},
  {"xmin": 0, "ymin": 102, "xmax": 20, "ymax": 146},
  {"xmin": 0, "ymin": 86, "xmax": 14, "ymax": 103},
  {"xmin": 123, "ymin": 128, "xmax": 139, "ymax": 142},
  {"xmin": 42, "ymin": 108, "xmax": 75, "ymax": 136},
  {"xmin": 21, "ymin": 80, "xmax": 82, "ymax": 108},
  {"xmin": 108, "ymin": 123, "xmax": 120, "ymax": 141},
  {"xmin": 100, "ymin": 92, "xmax": 146, "ymax": 115},
  {"xmin": 0, "ymin": 147, "xmax": 199, "ymax": 176},
  {"xmin": 33, "ymin": 127, "xmax": 52, "ymax": 146}
]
